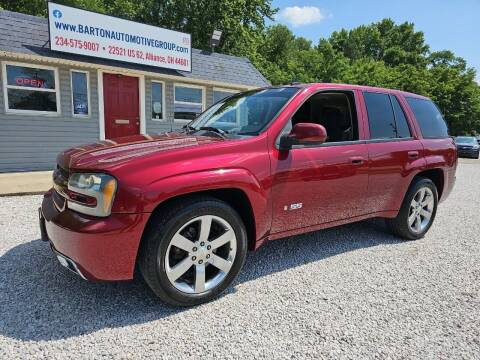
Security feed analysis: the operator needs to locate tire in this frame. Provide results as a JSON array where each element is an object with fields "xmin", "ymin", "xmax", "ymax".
[
  {"xmin": 386, "ymin": 177, "xmax": 438, "ymax": 240},
  {"xmin": 138, "ymin": 196, "xmax": 247, "ymax": 306}
]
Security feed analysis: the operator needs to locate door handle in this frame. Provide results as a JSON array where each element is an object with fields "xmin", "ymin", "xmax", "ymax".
[
  {"xmin": 408, "ymin": 151, "xmax": 419, "ymax": 159},
  {"xmin": 350, "ymin": 156, "xmax": 365, "ymax": 165}
]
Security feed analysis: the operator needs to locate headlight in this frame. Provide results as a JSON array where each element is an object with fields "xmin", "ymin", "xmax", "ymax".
[{"xmin": 67, "ymin": 173, "xmax": 117, "ymax": 217}]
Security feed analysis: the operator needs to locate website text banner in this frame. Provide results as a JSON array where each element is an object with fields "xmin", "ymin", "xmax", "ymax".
[{"xmin": 48, "ymin": 3, "xmax": 191, "ymax": 72}]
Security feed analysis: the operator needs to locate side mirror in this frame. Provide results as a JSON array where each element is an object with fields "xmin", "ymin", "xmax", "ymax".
[{"xmin": 279, "ymin": 123, "xmax": 327, "ymax": 151}]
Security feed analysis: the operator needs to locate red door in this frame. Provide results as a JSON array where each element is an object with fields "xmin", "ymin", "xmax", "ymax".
[
  {"xmin": 361, "ymin": 92, "xmax": 426, "ymax": 212},
  {"xmin": 270, "ymin": 143, "xmax": 369, "ymax": 234},
  {"xmin": 103, "ymin": 73, "xmax": 140, "ymax": 139}
]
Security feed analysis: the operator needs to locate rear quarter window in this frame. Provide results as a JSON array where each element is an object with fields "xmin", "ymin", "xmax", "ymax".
[
  {"xmin": 406, "ymin": 97, "xmax": 449, "ymax": 138},
  {"xmin": 390, "ymin": 96, "xmax": 411, "ymax": 138}
]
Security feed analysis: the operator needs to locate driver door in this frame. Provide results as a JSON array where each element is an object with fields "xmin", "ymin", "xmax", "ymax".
[{"xmin": 269, "ymin": 90, "xmax": 369, "ymax": 234}]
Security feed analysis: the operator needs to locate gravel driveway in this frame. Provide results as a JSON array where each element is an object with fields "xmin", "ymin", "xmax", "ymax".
[{"xmin": 1, "ymin": 160, "xmax": 479, "ymax": 359}]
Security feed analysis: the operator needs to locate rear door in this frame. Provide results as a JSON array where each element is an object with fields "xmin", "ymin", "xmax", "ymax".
[{"xmin": 362, "ymin": 92, "xmax": 425, "ymax": 213}]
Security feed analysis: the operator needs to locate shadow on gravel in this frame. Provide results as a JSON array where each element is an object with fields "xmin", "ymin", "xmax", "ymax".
[{"xmin": 0, "ymin": 218, "xmax": 401, "ymax": 341}]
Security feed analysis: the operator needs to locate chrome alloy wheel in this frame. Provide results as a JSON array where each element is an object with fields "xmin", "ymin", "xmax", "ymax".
[
  {"xmin": 164, "ymin": 215, "xmax": 237, "ymax": 294},
  {"xmin": 408, "ymin": 187, "xmax": 434, "ymax": 234}
]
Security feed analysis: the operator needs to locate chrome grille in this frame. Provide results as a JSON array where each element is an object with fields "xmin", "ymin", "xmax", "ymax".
[
  {"xmin": 52, "ymin": 165, "xmax": 69, "ymax": 212},
  {"xmin": 53, "ymin": 165, "xmax": 69, "ymax": 188}
]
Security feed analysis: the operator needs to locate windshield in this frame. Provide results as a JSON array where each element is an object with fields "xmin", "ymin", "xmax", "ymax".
[
  {"xmin": 456, "ymin": 136, "xmax": 476, "ymax": 144},
  {"xmin": 188, "ymin": 87, "xmax": 300, "ymax": 135}
]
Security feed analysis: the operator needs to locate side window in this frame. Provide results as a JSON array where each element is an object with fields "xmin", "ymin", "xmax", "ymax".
[
  {"xmin": 406, "ymin": 97, "xmax": 449, "ymax": 138},
  {"xmin": 3, "ymin": 63, "xmax": 60, "ymax": 114},
  {"xmin": 151, "ymin": 81, "xmax": 164, "ymax": 120},
  {"xmin": 71, "ymin": 71, "xmax": 89, "ymax": 117},
  {"xmin": 288, "ymin": 91, "xmax": 359, "ymax": 143},
  {"xmin": 390, "ymin": 96, "xmax": 411, "ymax": 138},
  {"xmin": 174, "ymin": 84, "xmax": 204, "ymax": 121},
  {"xmin": 363, "ymin": 92, "xmax": 396, "ymax": 139}
]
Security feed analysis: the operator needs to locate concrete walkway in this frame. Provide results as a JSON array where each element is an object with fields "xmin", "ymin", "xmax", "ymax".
[{"xmin": 0, "ymin": 171, "xmax": 52, "ymax": 196}]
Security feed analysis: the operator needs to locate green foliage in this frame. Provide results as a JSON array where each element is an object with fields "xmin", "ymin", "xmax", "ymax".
[
  {"xmin": 253, "ymin": 21, "xmax": 480, "ymax": 135},
  {"xmin": 0, "ymin": 0, "xmax": 275, "ymax": 55},
  {"xmin": 0, "ymin": 0, "xmax": 106, "ymax": 16},
  {"xmin": 0, "ymin": 0, "xmax": 478, "ymax": 134},
  {"xmin": 130, "ymin": 0, "xmax": 276, "ymax": 56},
  {"xmin": 426, "ymin": 51, "xmax": 480, "ymax": 135}
]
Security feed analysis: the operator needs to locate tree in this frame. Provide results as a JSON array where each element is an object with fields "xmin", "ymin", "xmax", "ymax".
[
  {"xmin": 0, "ymin": 0, "xmax": 106, "ymax": 16},
  {"xmin": 294, "ymin": 37, "xmax": 312, "ymax": 51},
  {"xmin": 132, "ymin": 0, "xmax": 276, "ymax": 55},
  {"xmin": 329, "ymin": 26, "xmax": 383, "ymax": 61},
  {"xmin": 0, "ymin": 0, "xmax": 276, "ymax": 55},
  {"xmin": 427, "ymin": 51, "xmax": 480, "ymax": 134},
  {"xmin": 295, "ymin": 19, "xmax": 480, "ymax": 134},
  {"xmin": 315, "ymin": 40, "xmax": 350, "ymax": 83},
  {"xmin": 261, "ymin": 24, "xmax": 296, "ymax": 67},
  {"xmin": 329, "ymin": 19, "xmax": 429, "ymax": 67},
  {"xmin": 1, "ymin": 0, "xmax": 478, "ymax": 134}
]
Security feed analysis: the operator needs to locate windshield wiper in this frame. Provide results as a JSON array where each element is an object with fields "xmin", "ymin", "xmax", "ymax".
[
  {"xmin": 182, "ymin": 124, "xmax": 196, "ymax": 133},
  {"xmin": 198, "ymin": 126, "xmax": 228, "ymax": 137},
  {"xmin": 236, "ymin": 131, "xmax": 258, "ymax": 136}
]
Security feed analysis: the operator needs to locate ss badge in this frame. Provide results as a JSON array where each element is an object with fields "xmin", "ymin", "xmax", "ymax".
[{"xmin": 284, "ymin": 203, "xmax": 303, "ymax": 211}]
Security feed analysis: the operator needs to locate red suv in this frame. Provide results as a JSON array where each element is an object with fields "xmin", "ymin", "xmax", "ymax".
[{"xmin": 40, "ymin": 84, "xmax": 457, "ymax": 306}]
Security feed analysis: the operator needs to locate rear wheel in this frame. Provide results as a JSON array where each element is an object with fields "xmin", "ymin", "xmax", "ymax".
[
  {"xmin": 386, "ymin": 177, "xmax": 438, "ymax": 240},
  {"xmin": 139, "ymin": 197, "xmax": 247, "ymax": 306}
]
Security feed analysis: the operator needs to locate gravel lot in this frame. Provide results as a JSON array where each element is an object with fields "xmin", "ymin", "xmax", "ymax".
[{"xmin": 1, "ymin": 159, "xmax": 479, "ymax": 359}]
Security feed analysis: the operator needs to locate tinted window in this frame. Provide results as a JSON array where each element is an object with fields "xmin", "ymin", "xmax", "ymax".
[
  {"xmin": 289, "ymin": 91, "xmax": 359, "ymax": 142},
  {"xmin": 406, "ymin": 98, "xmax": 449, "ymax": 138},
  {"xmin": 7, "ymin": 89, "xmax": 57, "ymax": 112},
  {"xmin": 71, "ymin": 71, "xmax": 89, "ymax": 116},
  {"xmin": 364, "ymin": 92, "xmax": 396, "ymax": 139},
  {"xmin": 391, "ymin": 96, "xmax": 411, "ymax": 138}
]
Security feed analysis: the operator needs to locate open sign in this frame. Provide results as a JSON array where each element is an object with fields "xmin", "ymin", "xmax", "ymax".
[{"xmin": 15, "ymin": 77, "xmax": 46, "ymax": 88}]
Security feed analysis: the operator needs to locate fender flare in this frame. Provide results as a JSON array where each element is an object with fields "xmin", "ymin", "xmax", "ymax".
[{"xmin": 142, "ymin": 168, "xmax": 270, "ymax": 241}]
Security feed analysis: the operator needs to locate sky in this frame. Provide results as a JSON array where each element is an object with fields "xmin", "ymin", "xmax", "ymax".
[{"xmin": 271, "ymin": 0, "xmax": 480, "ymax": 83}]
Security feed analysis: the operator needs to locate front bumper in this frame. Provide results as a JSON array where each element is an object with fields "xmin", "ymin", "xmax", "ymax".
[
  {"xmin": 40, "ymin": 190, "xmax": 150, "ymax": 281},
  {"xmin": 457, "ymin": 148, "xmax": 479, "ymax": 158}
]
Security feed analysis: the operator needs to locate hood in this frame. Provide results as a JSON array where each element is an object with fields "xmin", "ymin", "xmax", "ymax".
[
  {"xmin": 57, "ymin": 133, "xmax": 223, "ymax": 171},
  {"xmin": 456, "ymin": 142, "xmax": 476, "ymax": 147}
]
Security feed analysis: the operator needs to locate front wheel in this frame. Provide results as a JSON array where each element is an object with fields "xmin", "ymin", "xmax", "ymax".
[
  {"xmin": 386, "ymin": 177, "xmax": 438, "ymax": 240},
  {"xmin": 139, "ymin": 197, "xmax": 247, "ymax": 306}
]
